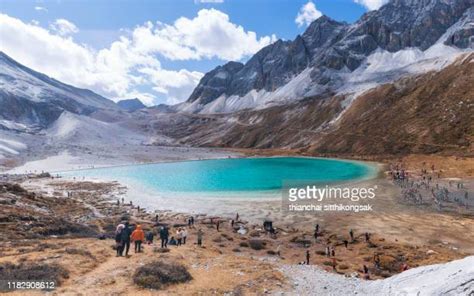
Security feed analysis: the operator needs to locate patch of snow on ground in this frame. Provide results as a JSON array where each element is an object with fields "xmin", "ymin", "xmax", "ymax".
[
  {"xmin": 279, "ymin": 255, "xmax": 474, "ymax": 296},
  {"xmin": 7, "ymin": 151, "xmax": 81, "ymax": 174}
]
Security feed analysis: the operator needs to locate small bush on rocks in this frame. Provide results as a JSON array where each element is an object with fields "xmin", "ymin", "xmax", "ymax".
[
  {"xmin": 248, "ymin": 239, "xmax": 266, "ymax": 250},
  {"xmin": 133, "ymin": 261, "xmax": 192, "ymax": 290}
]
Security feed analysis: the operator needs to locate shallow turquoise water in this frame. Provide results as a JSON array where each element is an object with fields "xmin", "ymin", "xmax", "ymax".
[{"xmin": 62, "ymin": 157, "xmax": 375, "ymax": 194}]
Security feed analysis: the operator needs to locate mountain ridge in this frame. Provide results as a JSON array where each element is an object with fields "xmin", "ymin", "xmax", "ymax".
[{"xmin": 178, "ymin": 0, "xmax": 474, "ymax": 114}]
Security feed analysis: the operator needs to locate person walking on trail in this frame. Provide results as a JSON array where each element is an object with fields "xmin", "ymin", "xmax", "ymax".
[
  {"xmin": 120, "ymin": 222, "xmax": 132, "ymax": 257},
  {"xmin": 365, "ymin": 232, "xmax": 370, "ymax": 242},
  {"xmin": 306, "ymin": 250, "xmax": 310, "ymax": 265},
  {"xmin": 182, "ymin": 228, "xmax": 188, "ymax": 245},
  {"xmin": 131, "ymin": 225, "xmax": 145, "ymax": 253},
  {"xmin": 216, "ymin": 220, "xmax": 220, "ymax": 232},
  {"xmin": 115, "ymin": 223, "xmax": 125, "ymax": 257},
  {"xmin": 349, "ymin": 229, "xmax": 354, "ymax": 242},
  {"xmin": 160, "ymin": 226, "xmax": 169, "ymax": 248},
  {"xmin": 343, "ymin": 240, "xmax": 348, "ymax": 248},
  {"xmin": 197, "ymin": 229, "xmax": 204, "ymax": 247}
]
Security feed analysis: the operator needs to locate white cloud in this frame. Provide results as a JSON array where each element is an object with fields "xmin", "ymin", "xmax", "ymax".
[
  {"xmin": 295, "ymin": 1, "xmax": 322, "ymax": 27},
  {"xmin": 131, "ymin": 9, "xmax": 277, "ymax": 61},
  {"xmin": 49, "ymin": 19, "xmax": 79, "ymax": 36},
  {"xmin": 353, "ymin": 0, "xmax": 389, "ymax": 10},
  {"xmin": 140, "ymin": 68, "xmax": 204, "ymax": 104},
  {"xmin": 0, "ymin": 11, "xmax": 273, "ymax": 105},
  {"xmin": 34, "ymin": 6, "xmax": 48, "ymax": 12}
]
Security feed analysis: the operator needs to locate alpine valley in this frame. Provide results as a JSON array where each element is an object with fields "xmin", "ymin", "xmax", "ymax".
[{"xmin": 1, "ymin": 0, "xmax": 473, "ymax": 168}]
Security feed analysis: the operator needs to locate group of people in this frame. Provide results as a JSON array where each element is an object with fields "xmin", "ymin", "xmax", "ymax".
[
  {"xmin": 390, "ymin": 163, "xmax": 471, "ymax": 211},
  {"xmin": 115, "ymin": 216, "xmax": 206, "ymax": 256},
  {"xmin": 115, "ymin": 222, "xmax": 146, "ymax": 257}
]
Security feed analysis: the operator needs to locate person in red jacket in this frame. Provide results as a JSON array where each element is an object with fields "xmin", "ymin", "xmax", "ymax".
[{"xmin": 131, "ymin": 225, "xmax": 145, "ymax": 253}]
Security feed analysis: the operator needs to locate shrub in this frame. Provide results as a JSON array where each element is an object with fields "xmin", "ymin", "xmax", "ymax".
[
  {"xmin": 338, "ymin": 264, "xmax": 349, "ymax": 270},
  {"xmin": 0, "ymin": 262, "xmax": 69, "ymax": 286},
  {"xmin": 133, "ymin": 261, "xmax": 192, "ymax": 290},
  {"xmin": 248, "ymin": 239, "xmax": 266, "ymax": 250},
  {"xmin": 239, "ymin": 242, "xmax": 249, "ymax": 248}
]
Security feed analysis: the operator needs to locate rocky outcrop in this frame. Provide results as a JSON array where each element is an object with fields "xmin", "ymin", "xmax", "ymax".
[{"xmin": 117, "ymin": 98, "xmax": 146, "ymax": 112}]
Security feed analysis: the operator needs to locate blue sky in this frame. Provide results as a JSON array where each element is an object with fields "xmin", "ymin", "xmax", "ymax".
[{"xmin": 0, "ymin": 0, "xmax": 377, "ymax": 105}]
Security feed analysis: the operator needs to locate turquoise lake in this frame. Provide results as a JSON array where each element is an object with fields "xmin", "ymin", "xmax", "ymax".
[{"xmin": 62, "ymin": 157, "xmax": 376, "ymax": 194}]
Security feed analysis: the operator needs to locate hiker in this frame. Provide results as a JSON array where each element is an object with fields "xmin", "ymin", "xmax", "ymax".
[
  {"xmin": 176, "ymin": 228, "xmax": 183, "ymax": 246},
  {"xmin": 231, "ymin": 219, "xmax": 235, "ymax": 228},
  {"xmin": 315, "ymin": 224, "xmax": 319, "ymax": 233},
  {"xmin": 363, "ymin": 264, "xmax": 369, "ymax": 274},
  {"xmin": 365, "ymin": 232, "xmax": 370, "ymax": 242},
  {"xmin": 188, "ymin": 217, "xmax": 192, "ymax": 227},
  {"xmin": 306, "ymin": 250, "xmax": 310, "ymax": 265},
  {"xmin": 160, "ymin": 226, "xmax": 169, "ymax": 248},
  {"xmin": 374, "ymin": 254, "xmax": 381, "ymax": 269},
  {"xmin": 197, "ymin": 229, "xmax": 204, "ymax": 246},
  {"xmin": 131, "ymin": 225, "xmax": 145, "ymax": 253},
  {"xmin": 120, "ymin": 222, "xmax": 132, "ymax": 257},
  {"xmin": 331, "ymin": 248, "xmax": 335, "ymax": 257},
  {"xmin": 349, "ymin": 229, "xmax": 354, "ymax": 242},
  {"xmin": 169, "ymin": 236, "xmax": 177, "ymax": 246},
  {"xmin": 235, "ymin": 213, "xmax": 239, "ymax": 222},
  {"xmin": 182, "ymin": 228, "xmax": 188, "ymax": 244},
  {"xmin": 343, "ymin": 240, "xmax": 348, "ymax": 248},
  {"xmin": 115, "ymin": 223, "xmax": 125, "ymax": 257},
  {"xmin": 146, "ymin": 230, "xmax": 154, "ymax": 244},
  {"xmin": 216, "ymin": 220, "xmax": 220, "ymax": 232},
  {"xmin": 155, "ymin": 214, "xmax": 159, "ymax": 222}
]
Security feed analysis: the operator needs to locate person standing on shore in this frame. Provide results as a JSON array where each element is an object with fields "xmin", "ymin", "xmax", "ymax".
[
  {"xmin": 197, "ymin": 229, "xmax": 204, "ymax": 247},
  {"xmin": 120, "ymin": 222, "xmax": 132, "ymax": 257},
  {"xmin": 146, "ymin": 230, "xmax": 154, "ymax": 245},
  {"xmin": 160, "ymin": 226, "xmax": 169, "ymax": 248},
  {"xmin": 131, "ymin": 225, "xmax": 145, "ymax": 253},
  {"xmin": 182, "ymin": 228, "xmax": 188, "ymax": 245},
  {"xmin": 306, "ymin": 250, "xmax": 310, "ymax": 265},
  {"xmin": 115, "ymin": 223, "xmax": 125, "ymax": 257},
  {"xmin": 176, "ymin": 228, "xmax": 183, "ymax": 246}
]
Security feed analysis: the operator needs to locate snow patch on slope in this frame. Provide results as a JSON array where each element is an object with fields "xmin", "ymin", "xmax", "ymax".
[
  {"xmin": 0, "ymin": 138, "xmax": 27, "ymax": 159},
  {"xmin": 47, "ymin": 111, "xmax": 145, "ymax": 145},
  {"xmin": 282, "ymin": 255, "xmax": 474, "ymax": 296},
  {"xmin": 180, "ymin": 68, "xmax": 314, "ymax": 114}
]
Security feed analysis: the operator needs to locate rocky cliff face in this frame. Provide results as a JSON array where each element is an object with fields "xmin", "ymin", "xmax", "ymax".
[{"xmin": 180, "ymin": 0, "xmax": 474, "ymax": 114}]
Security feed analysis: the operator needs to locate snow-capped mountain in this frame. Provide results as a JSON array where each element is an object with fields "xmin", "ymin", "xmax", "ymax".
[
  {"xmin": 178, "ymin": 0, "xmax": 474, "ymax": 114},
  {"xmin": 0, "ymin": 51, "xmax": 119, "ymax": 129}
]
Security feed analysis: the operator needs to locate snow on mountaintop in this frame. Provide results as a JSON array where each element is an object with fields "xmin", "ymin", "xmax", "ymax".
[
  {"xmin": 179, "ymin": 0, "xmax": 474, "ymax": 114},
  {"xmin": 0, "ymin": 52, "xmax": 116, "ymax": 110}
]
